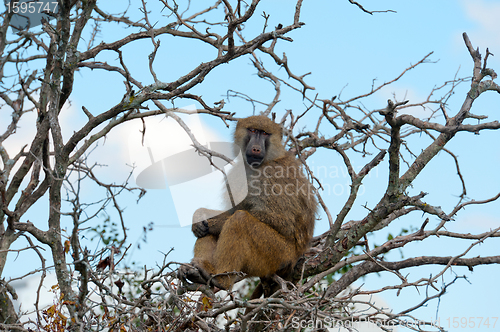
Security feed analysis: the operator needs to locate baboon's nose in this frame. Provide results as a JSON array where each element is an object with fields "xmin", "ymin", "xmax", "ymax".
[{"xmin": 251, "ymin": 146, "xmax": 261, "ymax": 154}]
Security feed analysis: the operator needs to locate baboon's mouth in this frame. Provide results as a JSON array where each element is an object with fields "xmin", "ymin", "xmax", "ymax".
[{"xmin": 246, "ymin": 155, "xmax": 264, "ymax": 167}]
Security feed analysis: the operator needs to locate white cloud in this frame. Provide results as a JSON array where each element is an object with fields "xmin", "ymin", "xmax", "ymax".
[
  {"xmin": 462, "ymin": 0, "xmax": 500, "ymax": 50},
  {"xmin": 0, "ymin": 108, "xmax": 37, "ymax": 170},
  {"xmin": 11, "ymin": 273, "xmax": 59, "ymax": 321},
  {"xmin": 93, "ymin": 105, "xmax": 227, "ymax": 185},
  {"xmin": 0, "ymin": 99, "xmax": 83, "ymax": 174}
]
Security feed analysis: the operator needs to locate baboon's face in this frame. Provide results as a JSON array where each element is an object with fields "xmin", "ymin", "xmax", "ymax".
[
  {"xmin": 235, "ymin": 115, "xmax": 284, "ymax": 168},
  {"xmin": 243, "ymin": 128, "xmax": 270, "ymax": 168}
]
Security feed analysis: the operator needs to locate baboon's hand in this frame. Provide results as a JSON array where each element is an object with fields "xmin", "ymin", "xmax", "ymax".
[{"xmin": 192, "ymin": 220, "xmax": 209, "ymax": 238}]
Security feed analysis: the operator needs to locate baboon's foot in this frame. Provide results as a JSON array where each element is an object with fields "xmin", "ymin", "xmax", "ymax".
[{"xmin": 178, "ymin": 263, "xmax": 211, "ymax": 285}]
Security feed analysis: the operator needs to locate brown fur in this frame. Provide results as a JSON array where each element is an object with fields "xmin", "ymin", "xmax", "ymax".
[{"xmin": 186, "ymin": 115, "xmax": 317, "ymax": 289}]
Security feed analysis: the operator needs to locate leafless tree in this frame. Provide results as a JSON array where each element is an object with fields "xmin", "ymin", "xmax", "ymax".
[{"xmin": 0, "ymin": 1, "xmax": 499, "ymax": 331}]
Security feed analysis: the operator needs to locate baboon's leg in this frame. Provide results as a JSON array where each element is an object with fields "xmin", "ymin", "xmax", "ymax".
[
  {"xmin": 212, "ymin": 210, "xmax": 296, "ymax": 289},
  {"xmin": 180, "ymin": 235, "xmax": 218, "ymax": 285},
  {"xmin": 192, "ymin": 235, "xmax": 217, "ymax": 274}
]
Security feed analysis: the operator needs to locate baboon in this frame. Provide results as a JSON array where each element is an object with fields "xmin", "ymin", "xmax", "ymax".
[{"xmin": 180, "ymin": 115, "xmax": 317, "ymax": 290}]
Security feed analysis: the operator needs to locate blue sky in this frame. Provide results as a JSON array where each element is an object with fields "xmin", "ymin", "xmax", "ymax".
[{"xmin": 3, "ymin": 0, "xmax": 500, "ymax": 329}]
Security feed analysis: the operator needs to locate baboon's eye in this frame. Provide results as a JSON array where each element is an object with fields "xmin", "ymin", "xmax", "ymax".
[{"xmin": 248, "ymin": 128, "xmax": 270, "ymax": 136}]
